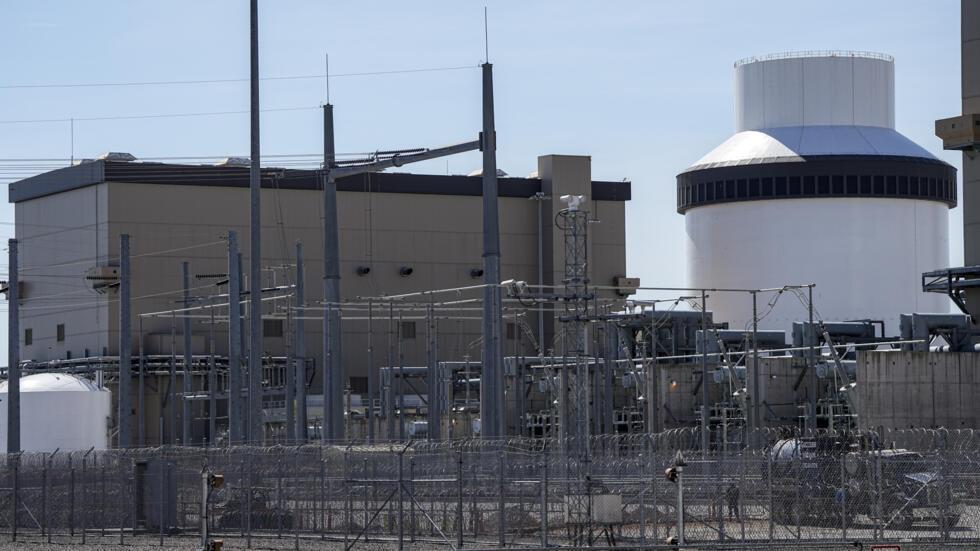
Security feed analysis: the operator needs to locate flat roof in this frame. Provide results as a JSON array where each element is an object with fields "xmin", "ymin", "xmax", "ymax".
[{"xmin": 8, "ymin": 160, "xmax": 631, "ymax": 203}]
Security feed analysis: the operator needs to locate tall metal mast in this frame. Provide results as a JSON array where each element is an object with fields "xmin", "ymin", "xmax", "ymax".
[
  {"xmin": 480, "ymin": 62, "xmax": 503, "ymax": 438},
  {"xmin": 322, "ymin": 103, "xmax": 343, "ymax": 442},
  {"xmin": 7, "ymin": 239, "xmax": 20, "ymax": 453},
  {"xmin": 247, "ymin": 0, "xmax": 263, "ymax": 444}
]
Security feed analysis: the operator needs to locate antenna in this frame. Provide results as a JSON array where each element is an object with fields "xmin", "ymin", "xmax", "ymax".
[
  {"xmin": 325, "ymin": 53, "xmax": 331, "ymax": 104},
  {"xmin": 483, "ymin": 7, "xmax": 489, "ymax": 63}
]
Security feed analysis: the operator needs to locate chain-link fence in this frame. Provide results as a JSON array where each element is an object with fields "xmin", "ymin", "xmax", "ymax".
[{"xmin": 2, "ymin": 428, "xmax": 980, "ymax": 549}]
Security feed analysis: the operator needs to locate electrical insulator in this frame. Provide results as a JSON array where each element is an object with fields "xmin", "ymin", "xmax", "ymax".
[
  {"xmin": 664, "ymin": 467, "xmax": 678, "ymax": 483},
  {"xmin": 208, "ymin": 473, "xmax": 224, "ymax": 489}
]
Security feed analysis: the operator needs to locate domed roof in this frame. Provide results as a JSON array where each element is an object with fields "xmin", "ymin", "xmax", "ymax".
[
  {"xmin": 684, "ymin": 125, "xmax": 938, "ymax": 172},
  {"xmin": 0, "ymin": 373, "xmax": 103, "ymax": 393}
]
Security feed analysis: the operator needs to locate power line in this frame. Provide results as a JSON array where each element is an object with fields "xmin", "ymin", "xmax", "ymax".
[
  {"xmin": 0, "ymin": 65, "xmax": 478, "ymax": 90},
  {"xmin": 0, "ymin": 105, "xmax": 319, "ymax": 125}
]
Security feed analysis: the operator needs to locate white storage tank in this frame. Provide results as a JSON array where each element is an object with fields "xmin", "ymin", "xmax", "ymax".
[
  {"xmin": 678, "ymin": 52, "xmax": 956, "ymax": 332},
  {"xmin": 0, "ymin": 373, "xmax": 111, "ymax": 452}
]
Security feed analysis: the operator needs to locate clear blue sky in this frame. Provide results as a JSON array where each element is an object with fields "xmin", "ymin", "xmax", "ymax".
[{"xmin": 0, "ymin": 1, "xmax": 964, "ymax": 361}]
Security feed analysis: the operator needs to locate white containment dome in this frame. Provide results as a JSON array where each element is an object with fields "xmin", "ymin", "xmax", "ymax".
[
  {"xmin": 678, "ymin": 52, "xmax": 956, "ymax": 332},
  {"xmin": 0, "ymin": 373, "xmax": 111, "ymax": 452}
]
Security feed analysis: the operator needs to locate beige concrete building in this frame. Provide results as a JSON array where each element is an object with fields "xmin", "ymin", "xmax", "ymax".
[{"xmin": 9, "ymin": 154, "xmax": 630, "ymax": 440}]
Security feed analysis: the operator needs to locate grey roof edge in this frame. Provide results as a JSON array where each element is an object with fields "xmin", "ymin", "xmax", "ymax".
[
  {"xmin": 8, "ymin": 160, "xmax": 105, "ymax": 204},
  {"xmin": 8, "ymin": 160, "xmax": 631, "ymax": 203}
]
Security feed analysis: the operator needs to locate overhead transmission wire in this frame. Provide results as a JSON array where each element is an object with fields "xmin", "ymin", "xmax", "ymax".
[
  {"xmin": 16, "ymin": 239, "xmax": 225, "ymax": 274},
  {"xmin": 0, "ymin": 65, "xmax": 478, "ymax": 90}
]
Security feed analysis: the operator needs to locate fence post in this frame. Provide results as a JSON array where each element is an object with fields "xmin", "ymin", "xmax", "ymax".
[
  {"xmin": 11, "ymin": 455, "xmax": 18, "ymax": 543},
  {"xmin": 498, "ymin": 452, "xmax": 505, "ymax": 547},
  {"xmin": 81, "ymin": 454, "xmax": 87, "ymax": 545},
  {"xmin": 69, "ymin": 455, "xmax": 75, "ymax": 539},
  {"xmin": 457, "ymin": 450, "xmax": 464, "ymax": 549},
  {"xmin": 540, "ymin": 456, "xmax": 548, "ymax": 548},
  {"xmin": 410, "ymin": 457, "xmax": 416, "ymax": 543},
  {"xmin": 343, "ymin": 448, "xmax": 350, "ymax": 550},
  {"xmin": 246, "ymin": 451, "xmax": 253, "ymax": 549},
  {"xmin": 42, "ymin": 452, "xmax": 48, "ymax": 539},
  {"xmin": 101, "ymin": 458, "xmax": 107, "ymax": 538},
  {"xmin": 159, "ymin": 459, "xmax": 165, "ymax": 547},
  {"xmin": 639, "ymin": 464, "xmax": 646, "ymax": 544},
  {"xmin": 677, "ymin": 465, "xmax": 685, "ymax": 545},
  {"xmin": 278, "ymin": 453, "xmax": 284, "ymax": 539},
  {"xmin": 874, "ymin": 447, "xmax": 882, "ymax": 541},
  {"xmin": 767, "ymin": 449, "xmax": 773, "ymax": 542},
  {"xmin": 840, "ymin": 452, "xmax": 848, "ymax": 541},
  {"xmin": 132, "ymin": 459, "xmax": 138, "ymax": 540},
  {"xmin": 239, "ymin": 457, "xmax": 246, "ymax": 539},
  {"xmin": 319, "ymin": 452, "xmax": 326, "ymax": 540},
  {"xmin": 398, "ymin": 450, "xmax": 404, "ymax": 551}
]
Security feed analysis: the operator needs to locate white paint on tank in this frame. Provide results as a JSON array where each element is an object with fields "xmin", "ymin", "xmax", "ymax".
[
  {"xmin": 689, "ymin": 125, "xmax": 937, "ymax": 170},
  {"xmin": 734, "ymin": 53, "xmax": 895, "ymax": 132},
  {"xmin": 0, "ymin": 373, "xmax": 110, "ymax": 452},
  {"xmin": 685, "ymin": 198, "xmax": 949, "ymax": 332}
]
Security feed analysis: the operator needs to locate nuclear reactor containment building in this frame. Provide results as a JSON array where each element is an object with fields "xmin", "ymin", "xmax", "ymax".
[{"xmin": 678, "ymin": 52, "xmax": 957, "ymax": 331}]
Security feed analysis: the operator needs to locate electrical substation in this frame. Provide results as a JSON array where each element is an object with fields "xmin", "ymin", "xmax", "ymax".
[{"xmin": 0, "ymin": 1, "xmax": 980, "ymax": 549}]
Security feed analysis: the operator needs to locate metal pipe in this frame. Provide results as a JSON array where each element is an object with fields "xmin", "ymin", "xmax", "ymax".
[
  {"xmin": 118, "ymin": 234, "xmax": 131, "ymax": 448},
  {"xmin": 228, "ymin": 231, "xmax": 243, "ymax": 444},
  {"xmin": 182, "ymin": 261, "xmax": 192, "ymax": 444},
  {"xmin": 6, "ymin": 239, "xmax": 19, "ymax": 453},
  {"xmin": 248, "ymin": 0, "xmax": 264, "ymax": 446},
  {"xmin": 329, "ymin": 140, "xmax": 480, "ymax": 179}
]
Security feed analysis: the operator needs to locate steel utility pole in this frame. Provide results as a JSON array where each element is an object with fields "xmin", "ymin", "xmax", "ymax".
[
  {"xmin": 227, "ymin": 231, "xmax": 242, "ymax": 444},
  {"xmin": 480, "ymin": 61, "xmax": 504, "ymax": 438},
  {"xmin": 247, "ymin": 0, "xmax": 263, "ymax": 444},
  {"xmin": 7, "ymin": 239, "xmax": 20, "ymax": 453},
  {"xmin": 700, "ymin": 290, "xmax": 709, "ymax": 456},
  {"xmin": 322, "ymin": 103, "xmax": 343, "ymax": 442},
  {"xmin": 294, "ymin": 241, "xmax": 307, "ymax": 441},
  {"xmin": 118, "ymin": 234, "xmax": 132, "ymax": 448},
  {"xmin": 182, "ymin": 262, "xmax": 192, "ymax": 444}
]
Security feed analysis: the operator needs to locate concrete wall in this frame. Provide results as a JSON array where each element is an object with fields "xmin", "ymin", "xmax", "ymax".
[
  {"xmin": 15, "ymin": 183, "xmax": 109, "ymax": 361},
  {"xmin": 857, "ymin": 350, "xmax": 980, "ymax": 430}
]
